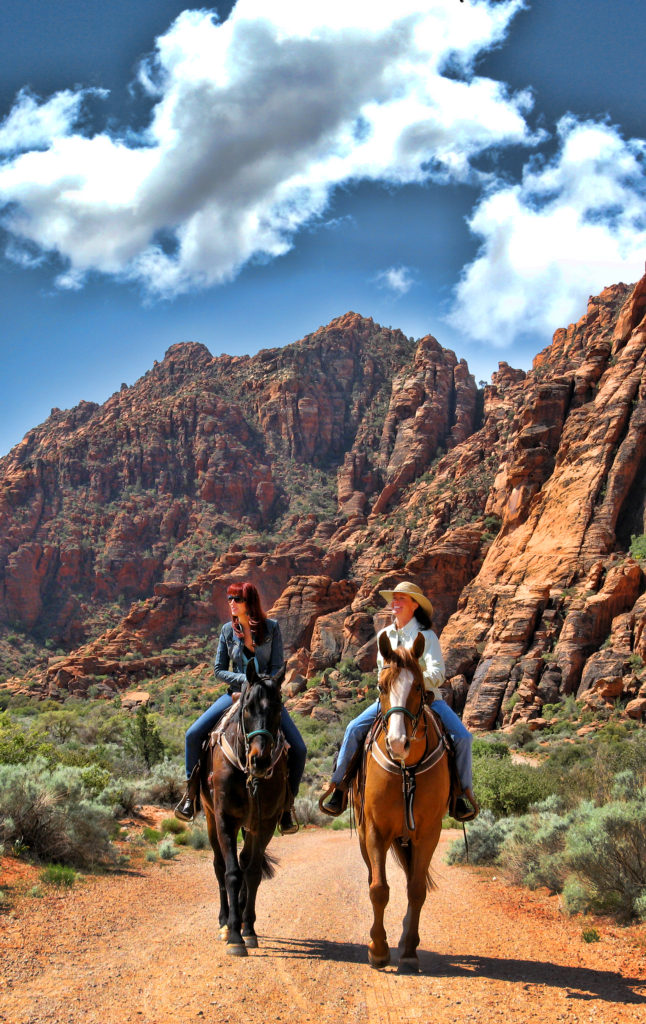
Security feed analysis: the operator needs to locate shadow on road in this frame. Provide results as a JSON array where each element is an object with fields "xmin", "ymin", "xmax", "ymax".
[{"xmin": 253, "ymin": 936, "xmax": 646, "ymax": 1004}]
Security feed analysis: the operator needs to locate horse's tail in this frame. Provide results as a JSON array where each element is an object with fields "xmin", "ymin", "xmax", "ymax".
[
  {"xmin": 261, "ymin": 850, "xmax": 278, "ymax": 880},
  {"xmin": 391, "ymin": 839, "xmax": 435, "ymax": 892}
]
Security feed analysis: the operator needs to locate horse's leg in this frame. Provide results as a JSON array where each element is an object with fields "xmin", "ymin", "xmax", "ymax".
[
  {"xmin": 204, "ymin": 804, "xmax": 229, "ymax": 939},
  {"xmin": 364, "ymin": 822, "xmax": 391, "ymax": 969},
  {"xmin": 397, "ymin": 837, "xmax": 436, "ymax": 973},
  {"xmin": 216, "ymin": 814, "xmax": 247, "ymax": 956},
  {"xmin": 239, "ymin": 822, "xmax": 274, "ymax": 948}
]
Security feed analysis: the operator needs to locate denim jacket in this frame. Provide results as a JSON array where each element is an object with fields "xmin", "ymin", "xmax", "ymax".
[{"xmin": 213, "ymin": 618, "xmax": 284, "ymax": 693}]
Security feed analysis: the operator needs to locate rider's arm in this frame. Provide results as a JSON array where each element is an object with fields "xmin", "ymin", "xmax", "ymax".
[
  {"xmin": 421, "ymin": 631, "xmax": 445, "ymax": 690},
  {"xmin": 268, "ymin": 620, "xmax": 284, "ymax": 676},
  {"xmin": 213, "ymin": 627, "xmax": 246, "ymax": 692}
]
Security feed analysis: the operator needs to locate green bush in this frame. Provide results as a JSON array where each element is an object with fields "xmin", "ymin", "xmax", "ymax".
[
  {"xmin": 445, "ymin": 810, "xmax": 516, "ymax": 865},
  {"xmin": 474, "ymin": 758, "xmax": 558, "ymax": 817},
  {"xmin": 135, "ymin": 760, "xmax": 185, "ymax": 805},
  {"xmin": 629, "ymin": 533, "xmax": 646, "ymax": 560},
  {"xmin": 472, "ymin": 739, "xmax": 510, "ymax": 760},
  {"xmin": 158, "ymin": 837, "xmax": 179, "ymax": 859},
  {"xmin": 161, "ymin": 816, "xmax": 185, "ymax": 835},
  {"xmin": 0, "ymin": 761, "xmax": 116, "ymax": 868},
  {"xmin": 498, "ymin": 810, "xmax": 571, "ymax": 893},
  {"xmin": 187, "ymin": 826, "xmax": 209, "ymax": 850},
  {"xmin": 564, "ymin": 796, "xmax": 646, "ymax": 920},
  {"xmin": 40, "ymin": 864, "xmax": 78, "ymax": 887}
]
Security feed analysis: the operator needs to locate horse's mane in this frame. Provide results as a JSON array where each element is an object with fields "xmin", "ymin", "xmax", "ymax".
[{"xmin": 380, "ymin": 643, "xmax": 425, "ymax": 691}]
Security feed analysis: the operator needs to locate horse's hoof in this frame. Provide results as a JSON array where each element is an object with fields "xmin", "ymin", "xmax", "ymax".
[
  {"xmin": 243, "ymin": 934, "xmax": 258, "ymax": 948},
  {"xmin": 226, "ymin": 943, "xmax": 248, "ymax": 957},
  {"xmin": 368, "ymin": 951, "xmax": 390, "ymax": 970},
  {"xmin": 397, "ymin": 957, "xmax": 420, "ymax": 974},
  {"xmin": 218, "ymin": 926, "xmax": 229, "ymax": 942}
]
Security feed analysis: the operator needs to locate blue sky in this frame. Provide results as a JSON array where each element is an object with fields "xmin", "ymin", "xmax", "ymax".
[{"xmin": 0, "ymin": 0, "xmax": 645, "ymax": 457}]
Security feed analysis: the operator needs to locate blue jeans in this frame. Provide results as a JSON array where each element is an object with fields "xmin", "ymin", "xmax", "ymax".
[
  {"xmin": 332, "ymin": 698, "xmax": 473, "ymax": 792},
  {"xmin": 185, "ymin": 695, "xmax": 307, "ymax": 797}
]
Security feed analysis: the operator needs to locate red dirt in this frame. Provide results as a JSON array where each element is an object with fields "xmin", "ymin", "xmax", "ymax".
[{"xmin": 1, "ymin": 822, "xmax": 645, "ymax": 1024}]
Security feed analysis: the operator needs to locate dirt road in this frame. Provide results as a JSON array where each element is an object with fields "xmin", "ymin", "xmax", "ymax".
[{"xmin": 1, "ymin": 826, "xmax": 645, "ymax": 1024}]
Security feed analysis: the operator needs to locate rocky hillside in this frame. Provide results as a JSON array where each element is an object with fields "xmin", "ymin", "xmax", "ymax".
[{"xmin": 2, "ymin": 278, "xmax": 646, "ymax": 729}]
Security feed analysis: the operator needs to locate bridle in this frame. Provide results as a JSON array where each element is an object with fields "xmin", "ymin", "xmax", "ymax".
[{"xmin": 382, "ymin": 679, "xmax": 425, "ymax": 762}]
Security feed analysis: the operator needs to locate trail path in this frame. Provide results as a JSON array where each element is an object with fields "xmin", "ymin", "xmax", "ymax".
[{"xmin": 1, "ymin": 827, "xmax": 645, "ymax": 1024}]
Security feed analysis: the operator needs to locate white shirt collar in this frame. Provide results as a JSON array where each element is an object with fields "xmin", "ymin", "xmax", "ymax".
[{"xmin": 388, "ymin": 617, "xmax": 421, "ymax": 643}]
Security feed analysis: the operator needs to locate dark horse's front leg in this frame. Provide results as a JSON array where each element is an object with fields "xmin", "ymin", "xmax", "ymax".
[
  {"xmin": 216, "ymin": 811, "xmax": 247, "ymax": 957},
  {"xmin": 238, "ymin": 820, "xmax": 276, "ymax": 947}
]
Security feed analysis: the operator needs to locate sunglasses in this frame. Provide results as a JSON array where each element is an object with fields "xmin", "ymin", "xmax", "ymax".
[{"xmin": 227, "ymin": 595, "xmax": 244, "ymax": 603}]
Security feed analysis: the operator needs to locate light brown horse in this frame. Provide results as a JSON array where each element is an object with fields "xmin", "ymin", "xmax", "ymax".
[{"xmin": 352, "ymin": 631, "xmax": 451, "ymax": 973}]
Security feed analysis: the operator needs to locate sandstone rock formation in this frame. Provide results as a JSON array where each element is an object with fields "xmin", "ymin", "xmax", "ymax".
[{"xmin": 2, "ymin": 279, "xmax": 646, "ymax": 729}]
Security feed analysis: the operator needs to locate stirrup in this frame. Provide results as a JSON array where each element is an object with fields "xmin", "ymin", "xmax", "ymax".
[
  {"xmin": 318, "ymin": 784, "xmax": 348, "ymax": 817},
  {"xmin": 279, "ymin": 809, "xmax": 299, "ymax": 835},
  {"xmin": 452, "ymin": 796, "xmax": 478, "ymax": 823}
]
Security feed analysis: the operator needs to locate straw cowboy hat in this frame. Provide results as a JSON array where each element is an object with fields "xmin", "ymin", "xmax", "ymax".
[{"xmin": 378, "ymin": 581, "xmax": 433, "ymax": 619}]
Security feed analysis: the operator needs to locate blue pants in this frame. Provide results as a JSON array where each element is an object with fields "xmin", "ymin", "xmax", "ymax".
[
  {"xmin": 331, "ymin": 699, "xmax": 473, "ymax": 792},
  {"xmin": 185, "ymin": 694, "xmax": 307, "ymax": 797}
]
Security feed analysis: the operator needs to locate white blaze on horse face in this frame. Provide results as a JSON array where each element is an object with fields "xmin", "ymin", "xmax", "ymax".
[{"xmin": 386, "ymin": 667, "xmax": 414, "ymax": 757}]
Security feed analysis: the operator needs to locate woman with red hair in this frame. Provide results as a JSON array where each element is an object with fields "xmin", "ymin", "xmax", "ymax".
[{"xmin": 175, "ymin": 581, "xmax": 306, "ymax": 833}]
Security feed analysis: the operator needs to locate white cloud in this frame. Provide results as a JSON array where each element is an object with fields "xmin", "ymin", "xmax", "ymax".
[
  {"xmin": 0, "ymin": 0, "xmax": 532, "ymax": 296},
  {"xmin": 376, "ymin": 265, "xmax": 416, "ymax": 295},
  {"xmin": 447, "ymin": 117, "xmax": 646, "ymax": 346},
  {"xmin": 0, "ymin": 88, "xmax": 91, "ymax": 153}
]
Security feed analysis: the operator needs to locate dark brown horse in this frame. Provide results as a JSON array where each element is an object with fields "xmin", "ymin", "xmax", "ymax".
[
  {"xmin": 201, "ymin": 660, "xmax": 288, "ymax": 956},
  {"xmin": 353, "ymin": 631, "xmax": 451, "ymax": 973}
]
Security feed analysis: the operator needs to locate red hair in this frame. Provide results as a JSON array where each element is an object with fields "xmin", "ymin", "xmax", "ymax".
[{"xmin": 227, "ymin": 581, "xmax": 268, "ymax": 643}]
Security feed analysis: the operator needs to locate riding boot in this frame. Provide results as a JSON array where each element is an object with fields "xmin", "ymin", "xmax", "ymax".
[
  {"xmin": 279, "ymin": 789, "xmax": 299, "ymax": 835},
  {"xmin": 174, "ymin": 763, "xmax": 201, "ymax": 822},
  {"xmin": 319, "ymin": 784, "xmax": 348, "ymax": 817}
]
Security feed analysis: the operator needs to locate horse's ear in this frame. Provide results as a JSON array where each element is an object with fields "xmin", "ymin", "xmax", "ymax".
[
  {"xmin": 412, "ymin": 632, "xmax": 425, "ymax": 660},
  {"xmin": 246, "ymin": 659, "xmax": 260, "ymax": 684},
  {"xmin": 378, "ymin": 631, "xmax": 394, "ymax": 661},
  {"xmin": 271, "ymin": 664, "xmax": 286, "ymax": 689}
]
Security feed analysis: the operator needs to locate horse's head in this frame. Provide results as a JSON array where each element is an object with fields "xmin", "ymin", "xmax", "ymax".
[
  {"xmin": 239, "ymin": 660, "xmax": 285, "ymax": 778},
  {"xmin": 377, "ymin": 631, "xmax": 426, "ymax": 761}
]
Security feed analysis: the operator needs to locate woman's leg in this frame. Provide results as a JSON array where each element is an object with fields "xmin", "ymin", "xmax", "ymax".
[
  {"xmin": 280, "ymin": 708, "xmax": 307, "ymax": 797},
  {"xmin": 430, "ymin": 699, "xmax": 474, "ymax": 792},
  {"xmin": 331, "ymin": 700, "xmax": 380, "ymax": 786},
  {"xmin": 184, "ymin": 693, "xmax": 233, "ymax": 778}
]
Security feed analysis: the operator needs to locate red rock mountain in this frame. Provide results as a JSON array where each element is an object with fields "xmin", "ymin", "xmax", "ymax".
[{"xmin": 2, "ymin": 281, "xmax": 646, "ymax": 727}]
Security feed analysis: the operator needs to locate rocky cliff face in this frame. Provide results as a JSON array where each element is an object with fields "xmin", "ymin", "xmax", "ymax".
[{"xmin": 2, "ymin": 279, "xmax": 646, "ymax": 729}]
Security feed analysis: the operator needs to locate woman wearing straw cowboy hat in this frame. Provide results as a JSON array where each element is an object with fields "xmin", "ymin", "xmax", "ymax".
[{"xmin": 321, "ymin": 580, "xmax": 479, "ymax": 820}]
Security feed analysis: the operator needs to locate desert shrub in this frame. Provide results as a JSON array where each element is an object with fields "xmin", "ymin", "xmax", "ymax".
[
  {"xmin": 507, "ymin": 722, "xmax": 535, "ymax": 749},
  {"xmin": 40, "ymin": 864, "xmax": 78, "ymax": 887},
  {"xmin": 474, "ymin": 758, "xmax": 558, "ymax": 817},
  {"xmin": 629, "ymin": 533, "xmax": 646, "ymax": 560},
  {"xmin": 498, "ymin": 811, "xmax": 571, "ymax": 893},
  {"xmin": 0, "ymin": 760, "xmax": 116, "ymax": 868},
  {"xmin": 294, "ymin": 795, "xmax": 326, "ymax": 827},
  {"xmin": 445, "ymin": 810, "xmax": 516, "ymax": 865},
  {"xmin": 472, "ymin": 739, "xmax": 510, "ymax": 760},
  {"xmin": 79, "ymin": 765, "xmax": 111, "ymax": 798},
  {"xmin": 563, "ymin": 796, "xmax": 646, "ymax": 920},
  {"xmin": 124, "ymin": 706, "xmax": 166, "ymax": 769},
  {"xmin": 158, "ymin": 837, "xmax": 179, "ymax": 859},
  {"xmin": 101, "ymin": 780, "xmax": 139, "ymax": 816},
  {"xmin": 142, "ymin": 827, "xmax": 162, "ymax": 844},
  {"xmin": 160, "ymin": 816, "xmax": 185, "ymax": 835},
  {"xmin": 187, "ymin": 826, "xmax": 209, "ymax": 850},
  {"xmin": 173, "ymin": 830, "xmax": 189, "ymax": 845},
  {"xmin": 137, "ymin": 758, "xmax": 185, "ymax": 807}
]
